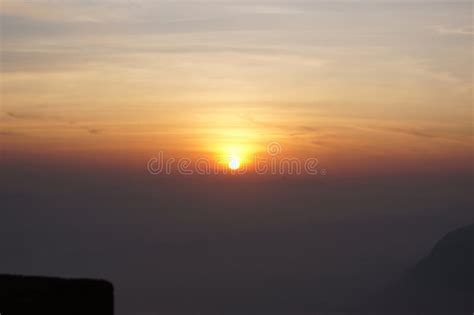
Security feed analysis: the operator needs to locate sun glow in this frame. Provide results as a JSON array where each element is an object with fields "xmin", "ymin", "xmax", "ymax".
[
  {"xmin": 213, "ymin": 143, "xmax": 254, "ymax": 171},
  {"xmin": 228, "ymin": 156, "xmax": 241, "ymax": 170}
]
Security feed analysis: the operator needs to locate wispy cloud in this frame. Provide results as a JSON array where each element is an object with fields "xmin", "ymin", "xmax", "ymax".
[
  {"xmin": 226, "ymin": 4, "xmax": 304, "ymax": 15},
  {"xmin": 86, "ymin": 128, "xmax": 103, "ymax": 135},
  {"xmin": 435, "ymin": 25, "xmax": 473, "ymax": 36},
  {"xmin": 5, "ymin": 111, "xmax": 48, "ymax": 120},
  {"xmin": 242, "ymin": 112, "xmax": 324, "ymax": 134},
  {"xmin": 3, "ymin": 110, "xmax": 105, "ymax": 136},
  {"xmin": 358, "ymin": 124, "xmax": 470, "ymax": 144},
  {"xmin": 4, "ymin": 110, "xmax": 69, "ymax": 122},
  {"xmin": 361, "ymin": 125, "xmax": 437, "ymax": 139},
  {"xmin": 0, "ymin": 130, "xmax": 24, "ymax": 137}
]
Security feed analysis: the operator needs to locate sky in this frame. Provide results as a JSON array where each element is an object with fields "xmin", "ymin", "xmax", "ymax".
[
  {"xmin": 1, "ymin": 0, "xmax": 472, "ymax": 176},
  {"xmin": 0, "ymin": 1, "xmax": 473, "ymax": 314}
]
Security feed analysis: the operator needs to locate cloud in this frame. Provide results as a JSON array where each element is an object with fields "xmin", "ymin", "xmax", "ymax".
[
  {"xmin": 227, "ymin": 4, "xmax": 304, "ymax": 15},
  {"xmin": 362, "ymin": 125, "xmax": 438, "ymax": 139},
  {"xmin": 87, "ymin": 128, "xmax": 103, "ymax": 135},
  {"xmin": 4, "ymin": 110, "xmax": 105, "ymax": 136},
  {"xmin": 5, "ymin": 111, "xmax": 45, "ymax": 120},
  {"xmin": 358, "ymin": 124, "xmax": 470, "ymax": 144},
  {"xmin": 242, "ymin": 113, "xmax": 323, "ymax": 134},
  {"xmin": 436, "ymin": 25, "xmax": 473, "ymax": 36},
  {"xmin": 0, "ymin": 130, "xmax": 24, "ymax": 137},
  {"xmin": 4, "ymin": 111, "xmax": 65, "ymax": 122}
]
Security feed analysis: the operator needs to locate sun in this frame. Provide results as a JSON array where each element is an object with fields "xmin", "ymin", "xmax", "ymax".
[
  {"xmin": 214, "ymin": 144, "xmax": 251, "ymax": 171},
  {"xmin": 228, "ymin": 156, "xmax": 241, "ymax": 170}
]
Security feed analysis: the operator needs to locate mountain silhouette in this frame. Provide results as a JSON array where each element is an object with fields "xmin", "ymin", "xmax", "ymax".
[
  {"xmin": 0, "ymin": 274, "xmax": 113, "ymax": 315},
  {"xmin": 1, "ymin": 225, "xmax": 471, "ymax": 314},
  {"xmin": 371, "ymin": 223, "xmax": 473, "ymax": 313},
  {"xmin": 412, "ymin": 223, "xmax": 473, "ymax": 292}
]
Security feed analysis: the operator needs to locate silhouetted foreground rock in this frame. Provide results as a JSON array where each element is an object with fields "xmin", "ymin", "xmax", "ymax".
[
  {"xmin": 0, "ymin": 274, "xmax": 113, "ymax": 315},
  {"xmin": 371, "ymin": 223, "xmax": 473, "ymax": 314}
]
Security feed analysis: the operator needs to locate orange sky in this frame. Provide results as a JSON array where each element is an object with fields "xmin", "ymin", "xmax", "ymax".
[{"xmin": 1, "ymin": 0, "xmax": 472, "ymax": 175}]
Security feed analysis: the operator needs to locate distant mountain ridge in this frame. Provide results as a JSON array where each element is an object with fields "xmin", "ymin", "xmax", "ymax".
[
  {"xmin": 0, "ymin": 225, "xmax": 472, "ymax": 314},
  {"xmin": 411, "ymin": 223, "xmax": 473, "ymax": 291},
  {"xmin": 372, "ymin": 223, "xmax": 473, "ymax": 313}
]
